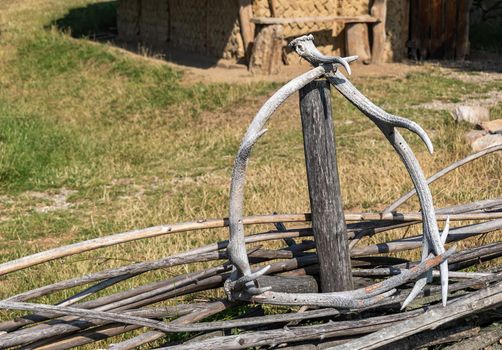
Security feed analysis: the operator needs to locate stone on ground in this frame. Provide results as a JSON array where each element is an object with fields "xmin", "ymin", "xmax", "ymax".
[
  {"xmin": 480, "ymin": 119, "xmax": 502, "ymax": 134},
  {"xmin": 451, "ymin": 106, "xmax": 490, "ymax": 125},
  {"xmin": 464, "ymin": 130, "xmax": 488, "ymax": 144},
  {"xmin": 471, "ymin": 134, "xmax": 502, "ymax": 152}
]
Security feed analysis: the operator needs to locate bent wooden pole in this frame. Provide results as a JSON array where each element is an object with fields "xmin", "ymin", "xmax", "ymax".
[
  {"xmin": 0, "ymin": 213, "xmax": 313, "ymax": 276},
  {"xmin": 329, "ymin": 280, "xmax": 502, "ymax": 350}
]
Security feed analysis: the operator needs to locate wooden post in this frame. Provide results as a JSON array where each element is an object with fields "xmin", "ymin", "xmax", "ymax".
[
  {"xmin": 299, "ymin": 80, "xmax": 353, "ymax": 292},
  {"xmin": 237, "ymin": 0, "xmax": 255, "ymax": 62},
  {"xmin": 456, "ymin": 0, "xmax": 472, "ymax": 60},
  {"xmin": 371, "ymin": 0, "xmax": 387, "ymax": 63},
  {"xmin": 249, "ymin": 24, "xmax": 283, "ymax": 75},
  {"xmin": 345, "ymin": 23, "xmax": 372, "ymax": 64}
]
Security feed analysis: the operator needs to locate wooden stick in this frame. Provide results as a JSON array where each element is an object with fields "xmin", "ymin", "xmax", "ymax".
[
  {"xmin": 237, "ymin": 0, "xmax": 255, "ymax": 61},
  {"xmin": 442, "ymin": 323, "xmax": 502, "ymax": 350},
  {"xmin": 330, "ymin": 281, "xmax": 502, "ymax": 350},
  {"xmin": 5, "ymin": 262, "xmax": 501, "ymax": 348},
  {"xmin": 353, "ymin": 269, "xmax": 491, "ymax": 279},
  {"xmin": 0, "ymin": 303, "xmax": 208, "ymax": 348},
  {"xmin": 0, "ymin": 213, "xmax": 313, "ymax": 276},
  {"xmin": 436, "ymin": 198, "xmax": 502, "ymax": 215},
  {"xmin": 0, "ymin": 301, "xmax": 210, "ymax": 334},
  {"xmin": 4, "ymin": 231, "xmax": 312, "ymax": 303},
  {"xmin": 370, "ymin": 0, "xmax": 387, "ymax": 63},
  {"xmin": 1, "ymin": 253, "xmax": 317, "ymax": 343},
  {"xmin": 109, "ymin": 308, "xmax": 342, "ymax": 350},
  {"xmin": 56, "ymin": 273, "xmax": 137, "ymax": 307},
  {"xmin": 381, "ymin": 325, "xmax": 480, "ymax": 350},
  {"xmin": 3, "ymin": 208, "xmax": 501, "ymax": 277},
  {"xmin": 26, "ymin": 302, "xmax": 230, "ymax": 350},
  {"xmin": 3, "ymin": 217, "xmax": 500, "ymax": 334},
  {"xmin": 156, "ymin": 310, "xmax": 424, "ymax": 350},
  {"xmin": 350, "ymin": 212, "xmax": 502, "ymax": 222},
  {"xmin": 4, "ymin": 218, "xmax": 500, "ymax": 314},
  {"xmin": 351, "ymin": 219, "xmax": 502, "ymax": 256},
  {"xmin": 0, "ymin": 273, "xmax": 231, "ymax": 347}
]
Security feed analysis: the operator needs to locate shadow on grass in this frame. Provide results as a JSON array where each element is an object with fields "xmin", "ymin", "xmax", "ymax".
[{"xmin": 50, "ymin": 1, "xmax": 118, "ymax": 39}]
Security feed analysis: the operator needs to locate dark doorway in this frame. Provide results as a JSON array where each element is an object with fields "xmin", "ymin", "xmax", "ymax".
[{"xmin": 408, "ymin": 0, "xmax": 471, "ymax": 60}]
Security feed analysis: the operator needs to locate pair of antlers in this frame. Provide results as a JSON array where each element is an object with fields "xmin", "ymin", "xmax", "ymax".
[{"xmin": 224, "ymin": 35, "xmax": 451, "ymax": 309}]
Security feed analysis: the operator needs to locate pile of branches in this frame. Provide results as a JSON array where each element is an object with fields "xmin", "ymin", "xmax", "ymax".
[{"xmin": 0, "ymin": 145, "xmax": 501, "ymax": 349}]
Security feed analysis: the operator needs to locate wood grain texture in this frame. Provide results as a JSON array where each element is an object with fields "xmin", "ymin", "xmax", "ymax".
[
  {"xmin": 455, "ymin": 0, "xmax": 472, "ymax": 60},
  {"xmin": 330, "ymin": 281, "xmax": 502, "ymax": 350},
  {"xmin": 299, "ymin": 80, "xmax": 353, "ymax": 292},
  {"xmin": 251, "ymin": 15, "xmax": 378, "ymax": 25},
  {"xmin": 237, "ymin": 0, "xmax": 255, "ymax": 61},
  {"xmin": 345, "ymin": 23, "xmax": 371, "ymax": 63},
  {"xmin": 249, "ymin": 24, "xmax": 283, "ymax": 75},
  {"xmin": 370, "ymin": 0, "xmax": 387, "ymax": 63}
]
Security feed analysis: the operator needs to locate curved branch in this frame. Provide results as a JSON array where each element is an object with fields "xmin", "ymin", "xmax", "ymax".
[
  {"xmin": 227, "ymin": 65, "xmax": 329, "ymax": 291},
  {"xmin": 248, "ymin": 248, "xmax": 454, "ymax": 307},
  {"xmin": 326, "ymin": 70, "xmax": 448, "ymax": 306}
]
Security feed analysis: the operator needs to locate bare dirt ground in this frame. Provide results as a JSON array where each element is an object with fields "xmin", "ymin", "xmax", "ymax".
[
  {"xmin": 176, "ymin": 59, "xmax": 424, "ymax": 84},
  {"xmin": 166, "ymin": 49, "xmax": 502, "ymax": 85},
  {"xmin": 171, "ymin": 53, "xmax": 502, "ymax": 123}
]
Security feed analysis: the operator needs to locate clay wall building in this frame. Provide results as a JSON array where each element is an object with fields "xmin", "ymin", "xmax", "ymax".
[{"xmin": 117, "ymin": 0, "xmax": 470, "ymax": 68}]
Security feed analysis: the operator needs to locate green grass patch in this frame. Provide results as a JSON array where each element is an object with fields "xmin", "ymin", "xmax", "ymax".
[
  {"xmin": 1, "ymin": 29, "xmax": 276, "ymax": 193},
  {"xmin": 0, "ymin": 109, "xmax": 100, "ymax": 192}
]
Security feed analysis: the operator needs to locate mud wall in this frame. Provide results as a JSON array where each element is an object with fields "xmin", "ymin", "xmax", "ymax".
[
  {"xmin": 117, "ymin": 0, "xmax": 242, "ymax": 59},
  {"xmin": 117, "ymin": 0, "xmax": 408, "ymax": 62}
]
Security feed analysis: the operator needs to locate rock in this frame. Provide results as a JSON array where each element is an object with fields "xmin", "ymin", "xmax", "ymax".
[
  {"xmin": 465, "ymin": 130, "xmax": 488, "ymax": 144},
  {"xmin": 451, "ymin": 106, "xmax": 490, "ymax": 125},
  {"xmin": 471, "ymin": 134, "xmax": 502, "ymax": 152},
  {"xmin": 480, "ymin": 119, "xmax": 502, "ymax": 134}
]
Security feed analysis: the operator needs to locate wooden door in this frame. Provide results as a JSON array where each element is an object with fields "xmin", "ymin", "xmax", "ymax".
[{"xmin": 409, "ymin": 0, "xmax": 471, "ymax": 60}]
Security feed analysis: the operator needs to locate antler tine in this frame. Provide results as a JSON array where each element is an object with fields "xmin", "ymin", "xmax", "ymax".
[
  {"xmin": 249, "ymin": 248, "xmax": 454, "ymax": 307},
  {"xmin": 288, "ymin": 35, "xmax": 356, "ymax": 75},
  {"xmin": 326, "ymin": 70, "xmax": 449, "ymax": 307}
]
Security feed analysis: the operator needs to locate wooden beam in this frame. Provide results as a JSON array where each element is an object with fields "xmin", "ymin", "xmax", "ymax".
[
  {"xmin": 455, "ymin": 0, "xmax": 472, "ymax": 60},
  {"xmin": 237, "ymin": 0, "xmax": 255, "ymax": 61},
  {"xmin": 345, "ymin": 23, "xmax": 371, "ymax": 64},
  {"xmin": 400, "ymin": 0, "xmax": 410, "ymax": 60},
  {"xmin": 371, "ymin": 0, "xmax": 387, "ymax": 63},
  {"xmin": 251, "ymin": 15, "xmax": 378, "ymax": 25},
  {"xmin": 249, "ymin": 24, "xmax": 283, "ymax": 75},
  {"xmin": 299, "ymin": 80, "xmax": 353, "ymax": 292}
]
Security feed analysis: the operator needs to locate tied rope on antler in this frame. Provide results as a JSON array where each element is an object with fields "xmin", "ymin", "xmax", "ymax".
[{"xmin": 224, "ymin": 34, "xmax": 450, "ymax": 309}]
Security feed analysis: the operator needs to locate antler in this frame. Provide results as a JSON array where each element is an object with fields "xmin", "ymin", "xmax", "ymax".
[
  {"xmin": 225, "ymin": 34, "xmax": 449, "ymax": 309},
  {"xmin": 324, "ymin": 70, "xmax": 448, "ymax": 307},
  {"xmin": 291, "ymin": 35, "xmax": 449, "ymax": 307},
  {"xmin": 289, "ymin": 34, "xmax": 356, "ymax": 75},
  {"xmin": 225, "ymin": 65, "xmax": 330, "ymax": 299}
]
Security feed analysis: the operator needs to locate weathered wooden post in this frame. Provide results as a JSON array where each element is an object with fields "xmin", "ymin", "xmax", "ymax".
[{"xmin": 299, "ymin": 80, "xmax": 353, "ymax": 292}]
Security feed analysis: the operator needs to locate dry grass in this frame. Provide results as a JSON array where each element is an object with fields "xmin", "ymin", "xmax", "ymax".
[{"xmin": 0, "ymin": 0, "xmax": 502, "ymax": 347}]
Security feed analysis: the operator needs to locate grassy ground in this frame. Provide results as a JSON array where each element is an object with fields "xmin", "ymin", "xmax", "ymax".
[{"xmin": 1, "ymin": 0, "xmax": 502, "ymax": 347}]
